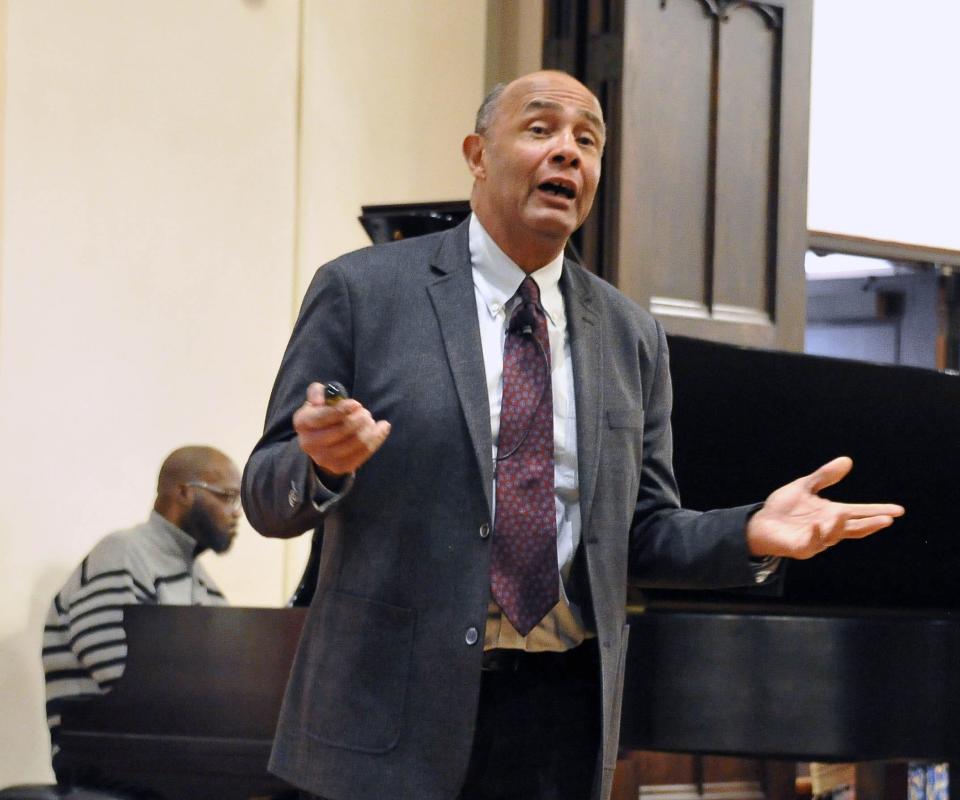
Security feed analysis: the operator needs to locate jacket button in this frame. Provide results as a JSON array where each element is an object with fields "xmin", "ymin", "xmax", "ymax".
[
  {"xmin": 465, "ymin": 627, "xmax": 479, "ymax": 646},
  {"xmin": 479, "ymin": 523, "xmax": 490, "ymax": 539}
]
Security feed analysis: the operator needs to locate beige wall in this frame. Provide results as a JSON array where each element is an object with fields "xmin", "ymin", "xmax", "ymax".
[
  {"xmin": 282, "ymin": 1, "xmax": 487, "ymax": 576},
  {"xmin": 484, "ymin": 0, "xmax": 543, "ymax": 89},
  {"xmin": 297, "ymin": 0, "xmax": 486, "ymax": 293},
  {"xmin": 0, "ymin": 0, "xmax": 301, "ymax": 783},
  {"xmin": 0, "ymin": 0, "xmax": 486, "ymax": 786}
]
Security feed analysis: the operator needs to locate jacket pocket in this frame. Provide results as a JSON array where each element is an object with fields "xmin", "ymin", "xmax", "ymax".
[
  {"xmin": 302, "ymin": 590, "xmax": 416, "ymax": 753},
  {"xmin": 606, "ymin": 407, "xmax": 644, "ymax": 429}
]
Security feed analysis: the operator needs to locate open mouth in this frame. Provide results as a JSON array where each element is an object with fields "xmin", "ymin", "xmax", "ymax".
[{"xmin": 538, "ymin": 181, "xmax": 576, "ymax": 200}]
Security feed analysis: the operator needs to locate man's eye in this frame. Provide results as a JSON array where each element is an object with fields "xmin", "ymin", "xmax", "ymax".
[
  {"xmin": 530, "ymin": 125, "xmax": 548, "ymax": 135},
  {"xmin": 578, "ymin": 135, "xmax": 596, "ymax": 147}
]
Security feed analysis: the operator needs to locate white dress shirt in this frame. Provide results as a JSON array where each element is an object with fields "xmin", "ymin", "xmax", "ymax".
[{"xmin": 470, "ymin": 214, "xmax": 593, "ymax": 652}]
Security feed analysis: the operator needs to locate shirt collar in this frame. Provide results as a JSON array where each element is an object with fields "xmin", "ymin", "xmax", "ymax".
[
  {"xmin": 147, "ymin": 510, "xmax": 198, "ymax": 564},
  {"xmin": 469, "ymin": 214, "xmax": 565, "ymax": 326}
]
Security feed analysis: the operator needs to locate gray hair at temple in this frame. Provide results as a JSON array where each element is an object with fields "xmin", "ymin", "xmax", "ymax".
[{"xmin": 474, "ymin": 83, "xmax": 507, "ymax": 135}]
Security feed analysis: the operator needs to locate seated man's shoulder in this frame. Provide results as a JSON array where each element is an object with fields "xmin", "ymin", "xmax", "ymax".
[
  {"xmin": 51, "ymin": 524, "xmax": 151, "ymax": 612},
  {"xmin": 86, "ymin": 523, "xmax": 149, "ymax": 568},
  {"xmin": 76, "ymin": 522, "xmax": 164, "ymax": 595}
]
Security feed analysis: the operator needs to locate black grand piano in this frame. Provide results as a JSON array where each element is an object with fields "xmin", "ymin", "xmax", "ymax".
[
  {"xmin": 621, "ymin": 336, "xmax": 960, "ymax": 767},
  {"xmin": 56, "ymin": 208, "xmax": 960, "ymax": 798}
]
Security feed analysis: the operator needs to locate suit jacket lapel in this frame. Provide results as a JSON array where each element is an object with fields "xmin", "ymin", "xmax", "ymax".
[
  {"xmin": 426, "ymin": 221, "xmax": 494, "ymax": 515},
  {"xmin": 560, "ymin": 261, "xmax": 602, "ymax": 538}
]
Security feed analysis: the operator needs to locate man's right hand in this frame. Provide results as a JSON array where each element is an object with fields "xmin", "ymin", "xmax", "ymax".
[{"xmin": 293, "ymin": 382, "xmax": 391, "ymax": 477}]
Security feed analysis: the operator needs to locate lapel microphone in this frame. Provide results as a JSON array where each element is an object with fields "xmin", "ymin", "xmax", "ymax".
[{"xmin": 508, "ymin": 302, "xmax": 538, "ymax": 337}]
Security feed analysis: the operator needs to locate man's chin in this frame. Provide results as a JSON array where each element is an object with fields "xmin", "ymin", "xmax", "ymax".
[
  {"xmin": 524, "ymin": 208, "xmax": 580, "ymax": 241},
  {"xmin": 204, "ymin": 532, "xmax": 235, "ymax": 554},
  {"xmin": 213, "ymin": 536, "xmax": 235, "ymax": 554}
]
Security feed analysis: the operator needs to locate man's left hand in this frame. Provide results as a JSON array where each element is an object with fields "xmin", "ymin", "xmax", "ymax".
[{"xmin": 746, "ymin": 456, "xmax": 905, "ymax": 560}]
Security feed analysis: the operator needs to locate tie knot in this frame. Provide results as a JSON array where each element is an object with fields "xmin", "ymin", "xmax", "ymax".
[{"xmin": 518, "ymin": 276, "xmax": 540, "ymax": 308}]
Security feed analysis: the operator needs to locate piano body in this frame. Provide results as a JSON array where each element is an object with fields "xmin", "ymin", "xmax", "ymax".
[
  {"xmin": 620, "ymin": 335, "xmax": 960, "ymax": 768},
  {"xmin": 57, "ymin": 606, "xmax": 305, "ymax": 799},
  {"xmin": 56, "ymin": 208, "xmax": 960, "ymax": 796}
]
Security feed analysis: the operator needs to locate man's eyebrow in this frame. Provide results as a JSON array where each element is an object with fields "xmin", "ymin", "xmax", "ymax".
[{"xmin": 522, "ymin": 98, "xmax": 606, "ymax": 137}]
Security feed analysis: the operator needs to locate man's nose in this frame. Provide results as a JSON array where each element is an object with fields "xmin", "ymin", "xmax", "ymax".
[{"xmin": 549, "ymin": 130, "xmax": 580, "ymax": 167}]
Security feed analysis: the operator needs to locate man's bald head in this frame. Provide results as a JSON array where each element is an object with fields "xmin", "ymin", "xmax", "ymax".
[
  {"xmin": 473, "ymin": 71, "xmax": 606, "ymax": 142},
  {"xmin": 155, "ymin": 445, "xmax": 241, "ymax": 553},
  {"xmin": 157, "ymin": 445, "xmax": 232, "ymax": 497},
  {"xmin": 463, "ymin": 70, "xmax": 605, "ymax": 270}
]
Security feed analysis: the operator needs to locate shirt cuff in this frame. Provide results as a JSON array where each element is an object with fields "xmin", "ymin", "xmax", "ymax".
[
  {"xmin": 749, "ymin": 555, "xmax": 781, "ymax": 585},
  {"xmin": 309, "ymin": 467, "xmax": 355, "ymax": 515}
]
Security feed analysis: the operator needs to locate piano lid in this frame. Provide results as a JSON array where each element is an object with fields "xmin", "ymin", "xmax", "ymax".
[{"xmin": 658, "ymin": 334, "xmax": 960, "ymax": 613}]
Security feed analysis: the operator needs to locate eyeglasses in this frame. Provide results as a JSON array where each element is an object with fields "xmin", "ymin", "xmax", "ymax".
[{"xmin": 186, "ymin": 481, "xmax": 242, "ymax": 510}]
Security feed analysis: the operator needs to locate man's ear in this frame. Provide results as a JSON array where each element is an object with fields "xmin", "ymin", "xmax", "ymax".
[
  {"xmin": 176, "ymin": 483, "xmax": 194, "ymax": 507},
  {"xmin": 462, "ymin": 133, "xmax": 486, "ymax": 179}
]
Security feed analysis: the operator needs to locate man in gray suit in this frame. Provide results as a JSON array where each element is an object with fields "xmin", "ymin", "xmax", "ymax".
[{"xmin": 242, "ymin": 71, "xmax": 903, "ymax": 800}]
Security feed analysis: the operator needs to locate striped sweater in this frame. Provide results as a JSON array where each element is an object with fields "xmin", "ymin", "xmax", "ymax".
[{"xmin": 42, "ymin": 511, "xmax": 228, "ymax": 759}]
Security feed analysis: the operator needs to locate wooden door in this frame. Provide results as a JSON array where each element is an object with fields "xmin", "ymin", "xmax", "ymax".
[{"xmin": 544, "ymin": 0, "xmax": 813, "ymax": 351}]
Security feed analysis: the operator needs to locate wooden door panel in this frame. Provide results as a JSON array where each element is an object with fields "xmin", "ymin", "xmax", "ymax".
[
  {"xmin": 620, "ymin": 0, "xmax": 713, "ymax": 310},
  {"xmin": 713, "ymin": 4, "xmax": 781, "ymax": 322}
]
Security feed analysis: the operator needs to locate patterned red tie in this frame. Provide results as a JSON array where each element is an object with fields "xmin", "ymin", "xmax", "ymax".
[{"xmin": 491, "ymin": 277, "xmax": 559, "ymax": 636}]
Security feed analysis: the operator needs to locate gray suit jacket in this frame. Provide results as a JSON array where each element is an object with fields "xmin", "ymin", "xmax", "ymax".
[{"xmin": 242, "ymin": 219, "xmax": 757, "ymax": 800}]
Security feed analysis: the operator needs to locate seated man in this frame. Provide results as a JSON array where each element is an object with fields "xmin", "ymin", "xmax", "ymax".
[{"xmin": 41, "ymin": 445, "xmax": 241, "ymax": 782}]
